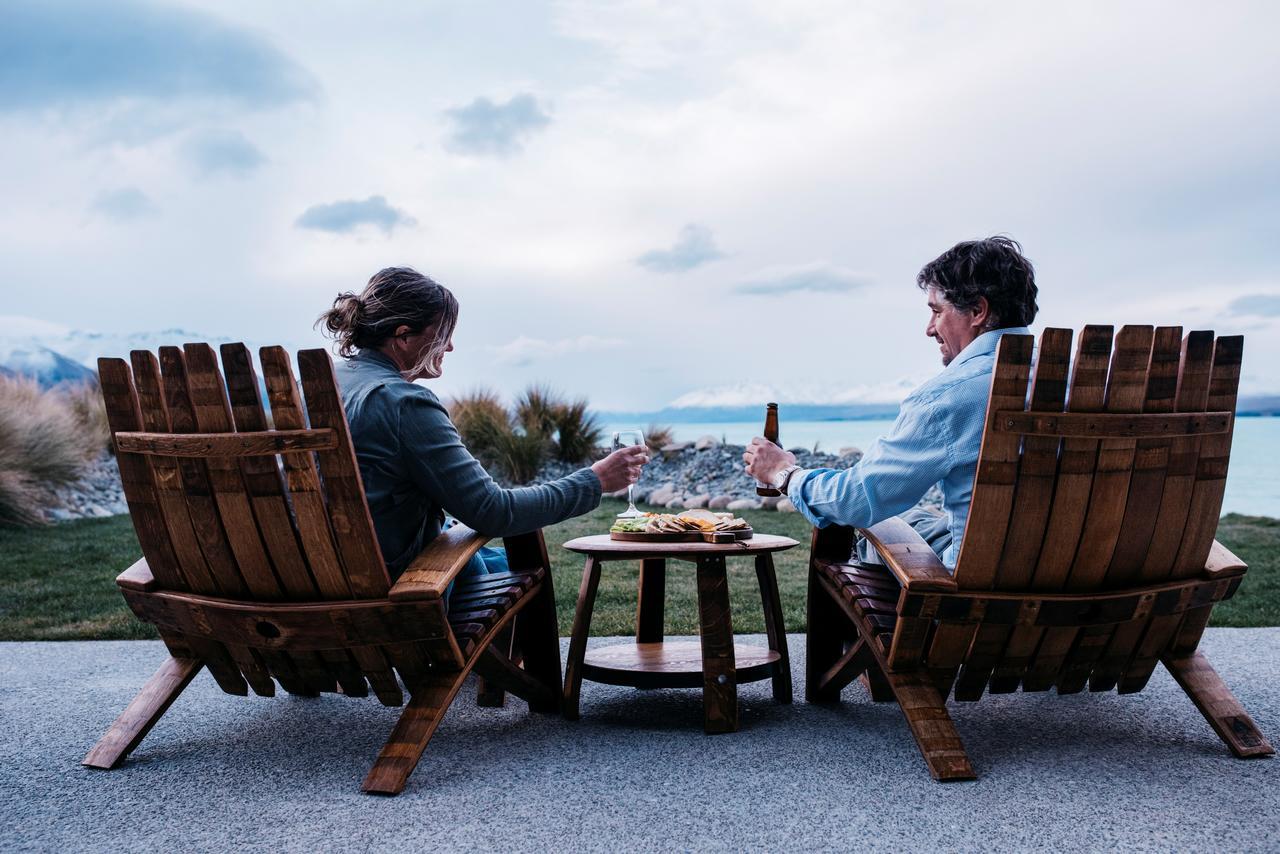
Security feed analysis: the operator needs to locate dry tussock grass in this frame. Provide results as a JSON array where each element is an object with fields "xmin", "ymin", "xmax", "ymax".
[{"xmin": 0, "ymin": 377, "xmax": 106, "ymax": 527}]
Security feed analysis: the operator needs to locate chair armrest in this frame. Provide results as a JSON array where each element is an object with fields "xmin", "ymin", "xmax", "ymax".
[
  {"xmin": 858, "ymin": 517, "xmax": 957, "ymax": 593},
  {"xmin": 1204, "ymin": 539, "xmax": 1248, "ymax": 580},
  {"xmin": 388, "ymin": 524, "xmax": 492, "ymax": 602},
  {"xmin": 116, "ymin": 558, "xmax": 157, "ymax": 592}
]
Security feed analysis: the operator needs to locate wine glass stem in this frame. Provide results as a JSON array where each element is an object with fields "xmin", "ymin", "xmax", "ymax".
[{"xmin": 627, "ymin": 484, "xmax": 636, "ymax": 512}]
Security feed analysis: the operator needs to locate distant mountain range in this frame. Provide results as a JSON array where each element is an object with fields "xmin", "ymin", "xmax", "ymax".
[
  {"xmin": 0, "ymin": 318, "xmax": 241, "ymax": 389},
  {"xmin": 0, "ymin": 342, "xmax": 97, "ymax": 387}
]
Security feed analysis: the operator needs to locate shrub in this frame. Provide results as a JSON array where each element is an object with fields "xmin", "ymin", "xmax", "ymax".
[
  {"xmin": 59, "ymin": 382, "xmax": 111, "ymax": 456},
  {"xmin": 446, "ymin": 385, "xmax": 606, "ymax": 480},
  {"xmin": 447, "ymin": 389, "xmax": 510, "ymax": 461},
  {"xmin": 514, "ymin": 385, "xmax": 560, "ymax": 440},
  {"xmin": 552, "ymin": 398, "xmax": 603, "ymax": 463},
  {"xmin": 0, "ymin": 377, "xmax": 100, "ymax": 527},
  {"xmin": 644, "ymin": 423, "xmax": 674, "ymax": 451}
]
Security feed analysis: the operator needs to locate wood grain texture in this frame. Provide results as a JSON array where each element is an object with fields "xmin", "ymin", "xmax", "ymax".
[
  {"xmin": 635, "ymin": 559, "xmax": 666, "ymax": 643},
  {"xmin": 1175, "ymin": 336, "xmax": 1243, "ymax": 577},
  {"xmin": 113, "ymin": 429, "xmax": 337, "ymax": 456},
  {"xmin": 805, "ymin": 529, "xmax": 850, "ymax": 703},
  {"xmin": 82, "ymin": 657, "xmax": 203, "ymax": 769},
  {"xmin": 952, "ymin": 333, "xmax": 1034, "ymax": 587},
  {"xmin": 755, "ymin": 552, "xmax": 792, "ymax": 703},
  {"xmin": 99, "ymin": 357, "xmax": 189, "ymax": 592},
  {"xmin": 562, "ymin": 556, "xmax": 602, "ymax": 721},
  {"xmin": 259, "ymin": 346, "xmax": 352, "ymax": 599},
  {"xmin": 128, "ymin": 351, "xmax": 221, "ymax": 595},
  {"xmin": 389, "ymin": 523, "xmax": 489, "ymax": 602},
  {"xmin": 156, "ymin": 346, "xmax": 250, "ymax": 597},
  {"xmin": 859, "ymin": 517, "xmax": 956, "ymax": 591},
  {"xmin": 991, "ymin": 410, "xmax": 1230, "ymax": 438},
  {"xmin": 296, "ymin": 349, "xmax": 389, "ymax": 599},
  {"xmin": 220, "ymin": 343, "xmax": 319, "ymax": 600},
  {"xmin": 1163, "ymin": 652, "xmax": 1274, "ymax": 757},
  {"xmin": 695, "ymin": 554, "xmax": 738, "ymax": 733}
]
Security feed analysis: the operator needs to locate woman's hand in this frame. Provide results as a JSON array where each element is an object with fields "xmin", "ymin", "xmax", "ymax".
[{"xmin": 591, "ymin": 445, "xmax": 650, "ymax": 493}]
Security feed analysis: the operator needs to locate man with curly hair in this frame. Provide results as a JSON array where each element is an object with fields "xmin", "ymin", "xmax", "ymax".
[{"xmin": 744, "ymin": 236, "xmax": 1040, "ymax": 570}]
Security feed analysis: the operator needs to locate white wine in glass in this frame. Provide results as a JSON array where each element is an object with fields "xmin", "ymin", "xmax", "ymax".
[{"xmin": 612, "ymin": 428, "xmax": 645, "ymax": 518}]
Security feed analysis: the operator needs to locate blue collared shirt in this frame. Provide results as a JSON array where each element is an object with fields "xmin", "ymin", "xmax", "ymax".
[{"xmin": 787, "ymin": 326, "xmax": 1032, "ymax": 568}]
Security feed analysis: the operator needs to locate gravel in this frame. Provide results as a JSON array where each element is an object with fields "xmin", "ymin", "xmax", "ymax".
[{"xmin": 5, "ymin": 630, "xmax": 1277, "ymax": 852}]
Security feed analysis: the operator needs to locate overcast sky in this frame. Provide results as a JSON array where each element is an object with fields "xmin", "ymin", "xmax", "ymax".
[{"xmin": 2, "ymin": 0, "xmax": 1278, "ymax": 410}]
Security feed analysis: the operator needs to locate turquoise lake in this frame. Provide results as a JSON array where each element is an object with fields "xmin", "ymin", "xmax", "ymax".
[{"xmin": 604, "ymin": 417, "xmax": 1280, "ymax": 518}]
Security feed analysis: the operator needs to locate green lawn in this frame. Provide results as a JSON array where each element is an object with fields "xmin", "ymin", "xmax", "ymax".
[{"xmin": 0, "ymin": 504, "xmax": 1276, "ymax": 640}]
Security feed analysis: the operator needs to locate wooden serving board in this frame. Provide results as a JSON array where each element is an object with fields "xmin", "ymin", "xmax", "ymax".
[{"xmin": 610, "ymin": 528, "xmax": 753, "ymax": 544}]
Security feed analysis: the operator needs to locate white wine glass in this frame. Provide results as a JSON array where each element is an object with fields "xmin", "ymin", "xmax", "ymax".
[{"xmin": 612, "ymin": 428, "xmax": 645, "ymax": 518}]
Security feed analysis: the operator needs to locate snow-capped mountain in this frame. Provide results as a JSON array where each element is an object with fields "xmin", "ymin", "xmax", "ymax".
[
  {"xmin": 0, "ymin": 315, "xmax": 242, "ymax": 388},
  {"xmin": 666, "ymin": 377, "xmax": 923, "ymax": 409},
  {"xmin": 0, "ymin": 342, "xmax": 97, "ymax": 387}
]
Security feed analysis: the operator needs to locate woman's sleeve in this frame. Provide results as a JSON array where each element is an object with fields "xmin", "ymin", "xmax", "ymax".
[{"xmin": 396, "ymin": 390, "xmax": 602, "ymax": 536}]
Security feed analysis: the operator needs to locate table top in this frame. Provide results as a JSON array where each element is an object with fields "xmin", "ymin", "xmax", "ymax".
[{"xmin": 562, "ymin": 533, "xmax": 799, "ymax": 557}]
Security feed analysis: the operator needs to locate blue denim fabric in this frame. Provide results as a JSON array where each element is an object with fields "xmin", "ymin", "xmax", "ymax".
[{"xmin": 788, "ymin": 327, "xmax": 1032, "ymax": 569}]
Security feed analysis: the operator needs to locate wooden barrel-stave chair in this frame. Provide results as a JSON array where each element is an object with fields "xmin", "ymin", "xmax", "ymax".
[
  {"xmin": 82, "ymin": 343, "xmax": 562, "ymax": 795},
  {"xmin": 806, "ymin": 325, "xmax": 1274, "ymax": 780}
]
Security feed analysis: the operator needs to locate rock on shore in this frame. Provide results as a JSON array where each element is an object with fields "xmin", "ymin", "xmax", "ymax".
[{"xmin": 40, "ymin": 441, "xmax": 942, "ymax": 524}]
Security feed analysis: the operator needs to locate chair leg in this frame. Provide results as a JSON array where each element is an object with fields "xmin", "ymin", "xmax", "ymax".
[
  {"xmin": 362, "ymin": 671, "xmax": 468, "ymax": 796},
  {"xmin": 514, "ymin": 574, "xmax": 564, "ymax": 714},
  {"xmin": 881, "ymin": 667, "xmax": 976, "ymax": 781},
  {"xmin": 805, "ymin": 568, "xmax": 847, "ymax": 703},
  {"xmin": 82, "ymin": 656, "xmax": 202, "ymax": 770},
  {"xmin": 816, "ymin": 638, "xmax": 870, "ymax": 697},
  {"xmin": 476, "ymin": 625, "xmax": 513, "ymax": 708},
  {"xmin": 1162, "ymin": 651, "xmax": 1275, "ymax": 758}
]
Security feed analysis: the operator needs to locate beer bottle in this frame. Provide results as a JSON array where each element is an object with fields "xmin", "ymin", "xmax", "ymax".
[{"xmin": 756, "ymin": 402, "xmax": 781, "ymax": 496}]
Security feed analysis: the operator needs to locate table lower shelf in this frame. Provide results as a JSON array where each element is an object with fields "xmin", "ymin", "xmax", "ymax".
[{"xmin": 580, "ymin": 640, "xmax": 781, "ymax": 689}]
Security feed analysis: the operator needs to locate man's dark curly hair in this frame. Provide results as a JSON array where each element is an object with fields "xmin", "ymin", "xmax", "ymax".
[{"xmin": 917, "ymin": 236, "xmax": 1039, "ymax": 328}]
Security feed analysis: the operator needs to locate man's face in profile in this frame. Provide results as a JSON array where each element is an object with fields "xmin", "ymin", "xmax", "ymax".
[{"xmin": 925, "ymin": 286, "xmax": 979, "ymax": 366}]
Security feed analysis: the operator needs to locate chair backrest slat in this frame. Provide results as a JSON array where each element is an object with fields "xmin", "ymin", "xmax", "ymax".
[
  {"xmin": 182, "ymin": 344, "xmax": 284, "ymax": 600},
  {"xmin": 959, "ymin": 325, "xmax": 1242, "ymax": 594},
  {"xmin": 950, "ymin": 334, "xmax": 1034, "ymax": 587},
  {"xmin": 154, "ymin": 346, "xmax": 251, "ymax": 597},
  {"xmin": 1027, "ymin": 325, "xmax": 1113, "ymax": 591},
  {"xmin": 1064, "ymin": 325, "xmax": 1154, "ymax": 590},
  {"xmin": 1108, "ymin": 326, "xmax": 1183, "ymax": 584},
  {"xmin": 1138, "ymin": 332, "xmax": 1215, "ymax": 581},
  {"xmin": 1173, "ymin": 335, "xmax": 1243, "ymax": 576},
  {"xmin": 98, "ymin": 358, "xmax": 189, "ymax": 591},
  {"xmin": 297, "ymin": 349, "xmax": 390, "ymax": 599},
  {"xmin": 260, "ymin": 346, "xmax": 354, "ymax": 600},
  {"xmin": 221, "ymin": 343, "xmax": 319, "ymax": 600},
  {"xmin": 129, "ymin": 351, "xmax": 219, "ymax": 594},
  {"xmin": 992, "ymin": 327, "xmax": 1072, "ymax": 590}
]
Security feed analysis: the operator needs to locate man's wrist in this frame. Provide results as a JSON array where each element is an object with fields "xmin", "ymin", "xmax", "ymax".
[{"xmin": 774, "ymin": 464, "xmax": 803, "ymax": 494}]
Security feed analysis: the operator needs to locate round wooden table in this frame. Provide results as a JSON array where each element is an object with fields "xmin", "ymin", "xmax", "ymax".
[{"xmin": 560, "ymin": 533, "xmax": 799, "ymax": 734}]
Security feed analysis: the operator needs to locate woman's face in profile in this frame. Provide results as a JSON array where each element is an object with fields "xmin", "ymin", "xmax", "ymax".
[{"xmin": 394, "ymin": 321, "xmax": 454, "ymax": 380}]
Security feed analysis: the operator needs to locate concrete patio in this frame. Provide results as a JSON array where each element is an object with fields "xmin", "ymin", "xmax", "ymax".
[{"xmin": 3, "ymin": 629, "xmax": 1277, "ymax": 852}]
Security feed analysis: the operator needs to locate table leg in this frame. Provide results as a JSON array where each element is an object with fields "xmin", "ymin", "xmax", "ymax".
[
  {"xmin": 695, "ymin": 555, "xmax": 737, "ymax": 733},
  {"xmin": 755, "ymin": 553, "xmax": 792, "ymax": 704},
  {"xmin": 562, "ymin": 556, "xmax": 602, "ymax": 721},
  {"xmin": 635, "ymin": 559, "xmax": 666, "ymax": 643}
]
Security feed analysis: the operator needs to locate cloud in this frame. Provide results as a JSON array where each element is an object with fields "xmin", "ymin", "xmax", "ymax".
[
  {"xmin": 492, "ymin": 335, "xmax": 623, "ymax": 366},
  {"xmin": 0, "ymin": 0, "xmax": 318, "ymax": 113},
  {"xmin": 635, "ymin": 224, "xmax": 725, "ymax": 273},
  {"xmin": 1227, "ymin": 294, "xmax": 1280, "ymax": 317},
  {"xmin": 294, "ymin": 196, "xmax": 415, "ymax": 235},
  {"xmin": 89, "ymin": 188, "xmax": 157, "ymax": 221},
  {"xmin": 733, "ymin": 262, "xmax": 870, "ymax": 296},
  {"xmin": 444, "ymin": 94, "xmax": 551, "ymax": 156},
  {"xmin": 182, "ymin": 129, "xmax": 266, "ymax": 177}
]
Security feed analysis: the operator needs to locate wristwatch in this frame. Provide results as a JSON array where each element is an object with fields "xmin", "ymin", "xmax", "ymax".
[{"xmin": 772, "ymin": 464, "xmax": 802, "ymax": 494}]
